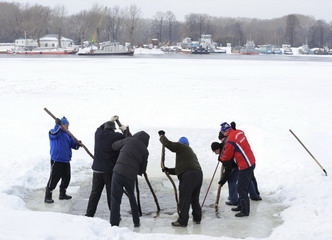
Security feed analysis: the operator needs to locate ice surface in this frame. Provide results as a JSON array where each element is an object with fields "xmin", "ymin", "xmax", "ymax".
[
  {"xmin": 23, "ymin": 168, "xmax": 284, "ymax": 238},
  {"xmin": 1, "ymin": 54, "xmax": 332, "ymax": 239}
]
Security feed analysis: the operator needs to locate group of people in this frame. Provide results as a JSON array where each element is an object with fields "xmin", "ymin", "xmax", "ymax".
[
  {"xmin": 44, "ymin": 116, "xmax": 261, "ymax": 228},
  {"xmin": 211, "ymin": 122, "xmax": 261, "ymax": 218}
]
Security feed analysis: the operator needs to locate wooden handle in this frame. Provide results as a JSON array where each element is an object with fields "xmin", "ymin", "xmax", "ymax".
[{"xmin": 44, "ymin": 107, "xmax": 94, "ymax": 160}]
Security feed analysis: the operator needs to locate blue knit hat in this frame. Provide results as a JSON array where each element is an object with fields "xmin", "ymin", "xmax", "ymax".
[
  {"xmin": 178, "ymin": 137, "xmax": 189, "ymax": 145},
  {"xmin": 220, "ymin": 122, "xmax": 231, "ymax": 132},
  {"xmin": 61, "ymin": 117, "xmax": 69, "ymax": 125}
]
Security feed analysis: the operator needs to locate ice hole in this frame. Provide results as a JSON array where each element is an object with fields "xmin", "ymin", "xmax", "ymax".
[{"xmin": 23, "ymin": 169, "xmax": 286, "ymax": 238}]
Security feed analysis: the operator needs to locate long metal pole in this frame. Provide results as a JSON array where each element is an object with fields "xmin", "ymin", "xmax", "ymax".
[{"xmin": 289, "ymin": 129, "xmax": 327, "ymax": 176}]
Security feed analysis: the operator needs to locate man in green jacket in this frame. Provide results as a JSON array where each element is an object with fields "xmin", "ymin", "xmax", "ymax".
[{"xmin": 159, "ymin": 130, "xmax": 203, "ymax": 227}]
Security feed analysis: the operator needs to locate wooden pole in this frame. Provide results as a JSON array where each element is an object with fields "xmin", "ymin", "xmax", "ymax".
[
  {"xmin": 161, "ymin": 144, "xmax": 180, "ymax": 214},
  {"xmin": 201, "ymin": 161, "xmax": 220, "ymax": 209},
  {"xmin": 44, "ymin": 107, "xmax": 94, "ymax": 159},
  {"xmin": 289, "ymin": 129, "xmax": 327, "ymax": 176},
  {"xmin": 214, "ymin": 165, "xmax": 224, "ymax": 217}
]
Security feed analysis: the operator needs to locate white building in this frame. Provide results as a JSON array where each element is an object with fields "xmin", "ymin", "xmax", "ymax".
[{"xmin": 39, "ymin": 34, "xmax": 74, "ymax": 48}]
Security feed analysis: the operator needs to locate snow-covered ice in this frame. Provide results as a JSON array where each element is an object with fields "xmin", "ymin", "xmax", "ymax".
[{"xmin": 0, "ymin": 54, "xmax": 331, "ymax": 240}]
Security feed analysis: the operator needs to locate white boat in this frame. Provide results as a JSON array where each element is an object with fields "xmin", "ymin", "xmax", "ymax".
[
  {"xmin": 178, "ymin": 48, "xmax": 193, "ymax": 54},
  {"xmin": 77, "ymin": 41, "xmax": 134, "ymax": 56},
  {"xmin": 8, "ymin": 47, "xmax": 77, "ymax": 55},
  {"xmin": 210, "ymin": 47, "xmax": 226, "ymax": 54},
  {"xmin": 283, "ymin": 48, "xmax": 293, "ymax": 55},
  {"xmin": 240, "ymin": 40, "xmax": 260, "ymax": 55}
]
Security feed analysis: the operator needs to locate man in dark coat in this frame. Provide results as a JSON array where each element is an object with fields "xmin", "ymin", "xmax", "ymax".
[
  {"xmin": 110, "ymin": 130, "xmax": 150, "ymax": 227},
  {"xmin": 159, "ymin": 130, "xmax": 203, "ymax": 227},
  {"xmin": 85, "ymin": 120, "xmax": 126, "ymax": 217}
]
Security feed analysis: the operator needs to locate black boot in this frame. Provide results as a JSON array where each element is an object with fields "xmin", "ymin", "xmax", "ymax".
[
  {"xmin": 235, "ymin": 212, "xmax": 249, "ymax": 217},
  {"xmin": 231, "ymin": 206, "xmax": 242, "ymax": 212},
  {"xmin": 59, "ymin": 189, "xmax": 72, "ymax": 200},
  {"xmin": 44, "ymin": 187, "xmax": 54, "ymax": 203}
]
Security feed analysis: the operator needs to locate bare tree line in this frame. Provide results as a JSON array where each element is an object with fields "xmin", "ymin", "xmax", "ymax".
[{"xmin": 0, "ymin": 1, "xmax": 331, "ymax": 48}]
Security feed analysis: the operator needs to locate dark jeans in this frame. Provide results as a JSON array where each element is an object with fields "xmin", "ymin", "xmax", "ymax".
[
  {"xmin": 237, "ymin": 164, "xmax": 255, "ymax": 215},
  {"xmin": 228, "ymin": 167, "xmax": 238, "ymax": 203},
  {"xmin": 110, "ymin": 172, "xmax": 139, "ymax": 226},
  {"xmin": 178, "ymin": 169, "xmax": 203, "ymax": 225},
  {"xmin": 46, "ymin": 160, "xmax": 71, "ymax": 191},
  {"xmin": 252, "ymin": 173, "xmax": 260, "ymax": 196},
  {"xmin": 86, "ymin": 172, "xmax": 112, "ymax": 217},
  {"xmin": 228, "ymin": 167, "xmax": 260, "ymax": 203}
]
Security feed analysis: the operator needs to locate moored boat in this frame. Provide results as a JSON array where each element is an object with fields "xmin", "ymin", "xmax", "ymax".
[
  {"xmin": 192, "ymin": 47, "xmax": 210, "ymax": 54},
  {"xmin": 283, "ymin": 48, "xmax": 293, "ymax": 55},
  {"xmin": 8, "ymin": 47, "xmax": 77, "ymax": 55},
  {"xmin": 178, "ymin": 48, "xmax": 193, "ymax": 54},
  {"xmin": 77, "ymin": 41, "xmax": 134, "ymax": 56},
  {"xmin": 240, "ymin": 40, "xmax": 260, "ymax": 55}
]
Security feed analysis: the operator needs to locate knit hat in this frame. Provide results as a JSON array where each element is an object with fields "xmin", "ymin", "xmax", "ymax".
[
  {"xmin": 220, "ymin": 122, "xmax": 231, "ymax": 132},
  {"xmin": 61, "ymin": 117, "xmax": 69, "ymax": 125},
  {"xmin": 104, "ymin": 121, "xmax": 116, "ymax": 129},
  {"xmin": 178, "ymin": 137, "xmax": 189, "ymax": 145},
  {"xmin": 211, "ymin": 142, "xmax": 221, "ymax": 151}
]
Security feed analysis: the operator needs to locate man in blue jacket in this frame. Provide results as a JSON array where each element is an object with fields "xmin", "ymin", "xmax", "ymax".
[{"xmin": 44, "ymin": 117, "xmax": 80, "ymax": 203}]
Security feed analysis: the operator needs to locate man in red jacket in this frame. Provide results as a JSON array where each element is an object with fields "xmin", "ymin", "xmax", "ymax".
[{"xmin": 219, "ymin": 122, "xmax": 256, "ymax": 217}]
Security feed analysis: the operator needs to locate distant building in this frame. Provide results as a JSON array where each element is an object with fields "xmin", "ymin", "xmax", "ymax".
[
  {"xmin": 150, "ymin": 39, "xmax": 159, "ymax": 46},
  {"xmin": 39, "ymin": 34, "xmax": 74, "ymax": 48}
]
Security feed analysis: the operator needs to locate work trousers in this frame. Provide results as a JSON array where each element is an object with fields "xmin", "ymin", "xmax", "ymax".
[
  {"xmin": 110, "ymin": 172, "xmax": 139, "ymax": 226},
  {"xmin": 86, "ymin": 172, "xmax": 112, "ymax": 217},
  {"xmin": 229, "ymin": 167, "xmax": 260, "ymax": 203},
  {"xmin": 46, "ymin": 160, "xmax": 71, "ymax": 191},
  {"xmin": 177, "ymin": 169, "xmax": 203, "ymax": 225},
  {"xmin": 237, "ymin": 164, "xmax": 255, "ymax": 215}
]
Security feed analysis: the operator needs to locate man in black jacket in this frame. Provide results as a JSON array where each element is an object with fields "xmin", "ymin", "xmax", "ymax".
[
  {"xmin": 110, "ymin": 130, "xmax": 150, "ymax": 227},
  {"xmin": 85, "ymin": 120, "xmax": 126, "ymax": 217},
  {"xmin": 211, "ymin": 142, "xmax": 239, "ymax": 205}
]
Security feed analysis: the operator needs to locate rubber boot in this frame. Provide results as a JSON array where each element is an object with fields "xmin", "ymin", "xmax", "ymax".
[
  {"xmin": 59, "ymin": 189, "xmax": 72, "ymax": 200},
  {"xmin": 44, "ymin": 187, "xmax": 54, "ymax": 203}
]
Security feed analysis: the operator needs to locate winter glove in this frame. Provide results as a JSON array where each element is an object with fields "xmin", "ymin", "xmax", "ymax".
[
  {"xmin": 158, "ymin": 130, "xmax": 165, "ymax": 136},
  {"xmin": 230, "ymin": 121, "xmax": 236, "ymax": 130},
  {"xmin": 111, "ymin": 115, "xmax": 119, "ymax": 121},
  {"xmin": 218, "ymin": 180, "xmax": 224, "ymax": 186},
  {"xmin": 162, "ymin": 167, "xmax": 170, "ymax": 173},
  {"xmin": 119, "ymin": 125, "xmax": 127, "ymax": 132},
  {"xmin": 76, "ymin": 140, "xmax": 82, "ymax": 147},
  {"xmin": 55, "ymin": 118, "xmax": 61, "ymax": 125}
]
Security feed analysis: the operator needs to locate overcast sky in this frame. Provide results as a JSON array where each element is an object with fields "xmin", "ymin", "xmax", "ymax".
[{"xmin": 7, "ymin": 0, "xmax": 332, "ymax": 22}]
